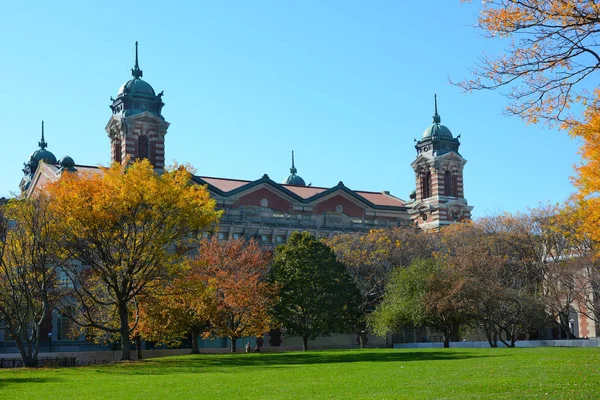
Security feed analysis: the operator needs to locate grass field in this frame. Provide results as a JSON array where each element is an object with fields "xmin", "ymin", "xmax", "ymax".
[{"xmin": 0, "ymin": 347, "xmax": 599, "ymax": 399}]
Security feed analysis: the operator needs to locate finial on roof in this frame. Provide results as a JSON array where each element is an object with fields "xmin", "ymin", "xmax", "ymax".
[
  {"xmin": 432, "ymin": 94, "xmax": 441, "ymax": 124},
  {"xmin": 290, "ymin": 150, "xmax": 297, "ymax": 174},
  {"xmin": 38, "ymin": 121, "xmax": 47, "ymax": 149},
  {"xmin": 131, "ymin": 41, "xmax": 143, "ymax": 79}
]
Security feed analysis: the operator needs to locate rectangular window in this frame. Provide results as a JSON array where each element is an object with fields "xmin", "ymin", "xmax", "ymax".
[
  {"xmin": 261, "ymin": 235, "xmax": 271, "ymax": 243},
  {"xmin": 57, "ymin": 315, "xmax": 74, "ymax": 341}
]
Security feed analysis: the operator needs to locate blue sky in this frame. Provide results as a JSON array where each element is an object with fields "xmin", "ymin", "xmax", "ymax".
[{"xmin": 0, "ymin": 1, "xmax": 581, "ymax": 218}]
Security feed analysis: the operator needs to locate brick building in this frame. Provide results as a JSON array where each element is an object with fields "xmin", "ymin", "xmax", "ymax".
[
  {"xmin": 20, "ymin": 43, "xmax": 473, "ymax": 235},
  {"xmin": 8, "ymin": 44, "xmax": 476, "ymax": 352}
]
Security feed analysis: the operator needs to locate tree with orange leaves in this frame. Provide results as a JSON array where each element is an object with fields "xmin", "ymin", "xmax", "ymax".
[
  {"xmin": 190, "ymin": 237, "xmax": 274, "ymax": 353},
  {"xmin": 134, "ymin": 273, "xmax": 217, "ymax": 354},
  {"xmin": 570, "ymin": 94, "xmax": 600, "ymax": 240},
  {"xmin": 458, "ymin": 0, "xmax": 600, "ymax": 126},
  {"xmin": 46, "ymin": 159, "xmax": 221, "ymax": 361}
]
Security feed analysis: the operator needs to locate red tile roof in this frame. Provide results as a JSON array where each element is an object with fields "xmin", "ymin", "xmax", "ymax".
[
  {"xmin": 32, "ymin": 168, "xmax": 406, "ymax": 208},
  {"xmin": 197, "ymin": 176, "xmax": 405, "ymax": 208},
  {"xmin": 199, "ymin": 177, "xmax": 249, "ymax": 192}
]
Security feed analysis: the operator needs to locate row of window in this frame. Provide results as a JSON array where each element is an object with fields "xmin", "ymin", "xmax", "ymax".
[
  {"xmin": 260, "ymin": 198, "xmax": 344, "ymax": 213},
  {"xmin": 113, "ymin": 135, "xmax": 152, "ymax": 164},
  {"xmin": 421, "ymin": 171, "xmax": 459, "ymax": 199},
  {"xmin": 214, "ymin": 232, "xmax": 286, "ymax": 243}
]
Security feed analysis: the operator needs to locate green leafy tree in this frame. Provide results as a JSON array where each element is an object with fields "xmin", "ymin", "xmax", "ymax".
[
  {"xmin": 327, "ymin": 227, "xmax": 435, "ymax": 348},
  {"xmin": 271, "ymin": 232, "xmax": 360, "ymax": 351},
  {"xmin": 371, "ymin": 258, "xmax": 469, "ymax": 348}
]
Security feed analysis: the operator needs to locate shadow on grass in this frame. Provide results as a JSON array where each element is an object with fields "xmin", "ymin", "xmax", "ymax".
[
  {"xmin": 93, "ymin": 349, "xmax": 498, "ymax": 376},
  {"xmin": 0, "ymin": 377, "xmax": 61, "ymax": 388}
]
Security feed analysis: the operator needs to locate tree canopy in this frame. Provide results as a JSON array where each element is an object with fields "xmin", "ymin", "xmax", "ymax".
[
  {"xmin": 371, "ymin": 258, "xmax": 468, "ymax": 348},
  {"xmin": 459, "ymin": 0, "xmax": 600, "ymax": 126},
  {"xmin": 0, "ymin": 195, "xmax": 64, "ymax": 366},
  {"xmin": 271, "ymin": 232, "xmax": 360, "ymax": 351},
  {"xmin": 191, "ymin": 237, "xmax": 275, "ymax": 353},
  {"xmin": 327, "ymin": 227, "xmax": 435, "ymax": 348},
  {"xmin": 46, "ymin": 159, "xmax": 221, "ymax": 360}
]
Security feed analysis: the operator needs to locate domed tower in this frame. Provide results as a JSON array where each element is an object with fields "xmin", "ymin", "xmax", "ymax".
[
  {"xmin": 283, "ymin": 151, "xmax": 306, "ymax": 186},
  {"xmin": 105, "ymin": 42, "xmax": 170, "ymax": 168},
  {"xmin": 20, "ymin": 121, "xmax": 57, "ymax": 192},
  {"xmin": 409, "ymin": 95, "xmax": 472, "ymax": 229}
]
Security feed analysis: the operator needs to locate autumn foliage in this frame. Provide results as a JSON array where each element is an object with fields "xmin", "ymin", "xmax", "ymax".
[
  {"xmin": 0, "ymin": 195, "xmax": 65, "ymax": 366},
  {"xmin": 188, "ymin": 237, "xmax": 275, "ymax": 353},
  {"xmin": 45, "ymin": 160, "xmax": 221, "ymax": 360},
  {"xmin": 459, "ymin": 0, "xmax": 600, "ymax": 126}
]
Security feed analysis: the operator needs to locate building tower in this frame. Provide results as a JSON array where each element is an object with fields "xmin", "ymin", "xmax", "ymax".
[
  {"xmin": 105, "ymin": 42, "xmax": 169, "ymax": 168},
  {"xmin": 409, "ymin": 95, "xmax": 472, "ymax": 229},
  {"xmin": 20, "ymin": 121, "xmax": 57, "ymax": 192}
]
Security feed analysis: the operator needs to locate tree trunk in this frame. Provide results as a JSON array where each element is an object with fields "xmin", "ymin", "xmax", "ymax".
[
  {"xmin": 230, "ymin": 337, "xmax": 237, "ymax": 353},
  {"xmin": 135, "ymin": 335, "xmax": 143, "ymax": 360},
  {"xmin": 191, "ymin": 328, "xmax": 200, "ymax": 354},
  {"xmin": 483, "ymin": 322, "xmax": 498, "ymax": 348},
  {"xmin": 358, "ymin": 331, "xmax": 368, "ymax": 349},
  {"xmin": 14, "ymin": 335, "xmax": 36, "ymax": 368},
  {"xmin": 302, "ymin": 335, "xmax": 309, "ymax": 351},
  {"xmin": 118, "ymin": 300, "xmax": 131, "ymax": 361},
  {"xmin": 443, "ymin": 336, "xmax": 450, "ymax": 348}
]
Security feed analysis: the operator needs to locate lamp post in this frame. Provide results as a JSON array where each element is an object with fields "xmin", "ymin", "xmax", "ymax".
[
  {"xmin": 569, "ymin": 319, "xmax": 575, "ymax": 338},
  {"xmin": 48, "ymin": 332, "xmax": 53, "ymax": 353}
]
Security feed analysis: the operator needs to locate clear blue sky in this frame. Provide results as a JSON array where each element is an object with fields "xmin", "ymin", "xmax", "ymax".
[{"xmin": 0, "ymin": 1, "xmax": 581, "ymax": 218}]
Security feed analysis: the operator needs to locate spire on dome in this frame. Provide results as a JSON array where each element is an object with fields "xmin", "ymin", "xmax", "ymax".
[
  {"xmin": 38, "ymin": 121, "xmax": 47, "ymax": 149},
  {"xmin": 283, "ymin": 150, "xmax": 306, "ymax": 186},
  {"xmin": 290, "ymin": 150, "xmax": 297, "ymax": 174},
  {"xmin": 432, "ymin": 94, "xmax": 441, "ymax": 124},
  {"xmin": 131, "ymin": 41, "xmax": 143, "ymax": 79}
]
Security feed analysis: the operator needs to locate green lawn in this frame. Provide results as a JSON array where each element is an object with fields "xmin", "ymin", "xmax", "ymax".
[{"xmin": 0, "ymin": 347, "xmax": 599, "ymax": 399}]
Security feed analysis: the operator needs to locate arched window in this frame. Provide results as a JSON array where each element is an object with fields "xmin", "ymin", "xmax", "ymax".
[
  {"xmin": 114, "ymin": 139, "xmax": 122, "ymax": 164},
  {"xmin": 138, "ymin": 135, "xmax": 149, "ymax": 160},
  {"xmin": 421, "ymin": 171, "xmax": 432, "ymax": 199},
  {"xmin": 444, "ymin": 170, "xmax": 452, "ymax": 196}
]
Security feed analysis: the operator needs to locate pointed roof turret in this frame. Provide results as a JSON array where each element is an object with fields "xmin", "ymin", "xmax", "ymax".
[
  {"xmin": 283, "ymin": 150, "xmax": 306, "ymax": 186},
  {"xmin": 131, "ymin": 41, "xmax": 143, "ymax": 79},
  {"xmin": 23, "ymin": 120, "xmax": 57, "ymax": 176},
  {"xmin": 38, "ymin": 120, "xmax": 48, "ymax": 149},
  {"xmin": 112, "ymin": 42, "xmax": 164, "ymax": 117},
  {"xmin": 421, "ymin": 94, "xmax": 452, "ymax": 140},
  {"xmin": 290, "ymin": 150, "xmax": 297, "ymax": 174},
  {"xmin": 433, "ymin": 94, "xmax": 441, "ymax": 124}
]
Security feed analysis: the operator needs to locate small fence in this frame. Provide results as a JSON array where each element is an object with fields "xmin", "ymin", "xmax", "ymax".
[
  {"xmin": 0, "ymin": 356, "xmax": 78, "ymax": 369},
  {"xmin": 393, "ymin": 339, "xmax": 600, "ymax": 349}
]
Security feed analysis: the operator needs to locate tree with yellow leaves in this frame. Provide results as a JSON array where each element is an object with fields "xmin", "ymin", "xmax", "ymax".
[
  {"xmin": 0, "ymin": 195, "xmax": 66, "ymax": 367},
  {"xmin": 46, "ymin": 160, "xmax": 221, "ymax": 360},
  {"xmin": 459, "ymin": 0, "xmax": 600, "ymax": 126}
]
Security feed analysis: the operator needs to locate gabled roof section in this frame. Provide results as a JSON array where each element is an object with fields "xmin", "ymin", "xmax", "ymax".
[
  {"xmin": 25, "ymin": 166, "xmax": 407, "ymax": 211},
  {"xmin": 193, "ymin": 174, "xmax": 407, "ymax": 210},
  {"xmin": 25, "ymin": 162, "xmax": 102, "ymax": 197}
]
